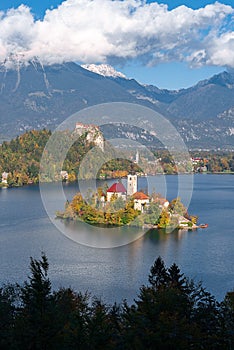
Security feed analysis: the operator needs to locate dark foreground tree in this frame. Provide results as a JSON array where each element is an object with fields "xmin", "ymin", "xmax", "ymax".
[
  {"xmin": 14, "ymin": 253, "xmax": 55, "ymax": 350},
  {"xmin": 122, "ymin": 257, "xmax": 232, "ymax": 350},
  {"xmin": 0, "ymin": 254, "xmax": 233, "ymax": 349},
  {"xmin": 0, "ymin": 285, "xmax": 17, "ymax": 350}
]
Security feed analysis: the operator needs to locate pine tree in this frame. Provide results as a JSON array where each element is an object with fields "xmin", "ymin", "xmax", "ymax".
[
  {"xmin": 0, "ymin": 285, "xmax": 16, "ymax": 350},
  {"xmin": 168, "ymin": 263, "xmax": 187, "ymax": 291},
  {"xmin": 148, "ymin": 256, "xmax": 169, "ymax": 288},
  {"xmin": 15, "ymin": 253, "xmax": 54, "ymax": 350}
]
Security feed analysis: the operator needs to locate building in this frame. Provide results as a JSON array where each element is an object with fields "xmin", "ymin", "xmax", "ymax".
[
  {"xmin": 127, "ymin": 174, "xmax": 137, "ymax": 196},
  {"xmin": 60, "ymin": 171, "xmax": 68, "ymax": 181},
  {"xmin": 100, "ymin": 193, "xmax": 106, "ymax": 207},
  {"xmin": 134, "ymin": 150, "xmax": 139, "ymax": 164},
  {"xmin": 75, "ymin": 122, "xmax": 104, "ymax": 151},
  {"xmin": 2, "ymin": 172, "xmax": 9, "ymax": 184},
  {"xmin": 132, "ymin": 192, "xmax": 150, "ymax": 212},
  {"xmin": 106, "ymin": 182, "xmax": 127, "ymax": 202},
  {"xmin": 152, "ymin": 196, "xmax": 169, "ymax": 209}
]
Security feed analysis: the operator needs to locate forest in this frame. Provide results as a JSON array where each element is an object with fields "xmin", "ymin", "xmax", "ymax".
[
  {"xmin": 0, "ymin": 129, "xmax": 139, "ymax": 186},
  {"xmin": 0, "ymin": 129, "xmax": 233, "ymax": 187},
  {"xmin": 0, "ymin": 253, "xmax": 233, "ymax": 349}
]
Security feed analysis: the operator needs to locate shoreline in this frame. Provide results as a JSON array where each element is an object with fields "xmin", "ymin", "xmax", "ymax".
[
  {"xmin": 56, "ymin": 216, "xmax": 207, "ymax": 231},
  {"xmin": 1, "ymin": 172, "xmax": 233, "ymax": 189}
]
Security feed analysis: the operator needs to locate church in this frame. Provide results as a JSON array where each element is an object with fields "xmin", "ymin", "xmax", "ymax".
[{"xmin": 106, "ymin": 174, "xmax": 149, "ymax": 212}]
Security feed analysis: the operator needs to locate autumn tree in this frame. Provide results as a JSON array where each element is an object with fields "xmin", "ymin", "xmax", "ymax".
[
  {"xmin": 157, "ymin": 209, "xmax": 170, "ymax": 228},
  {"xmin": 169, "ymin": 197, "xmax": 187, "ymax": 216}
]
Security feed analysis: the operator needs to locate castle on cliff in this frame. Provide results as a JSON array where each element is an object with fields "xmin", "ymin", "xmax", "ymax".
[{"xmin": 75, "ymin": 123, "xmax": 104, "ymax": 152}]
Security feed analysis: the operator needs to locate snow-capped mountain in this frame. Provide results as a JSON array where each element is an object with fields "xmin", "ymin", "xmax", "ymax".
[
  {"xmin": 81, "ymin": 64, "xmax": 126, "ymax": 79},
  {"xmin": 0, "ymin": 59, "xmax": 233, "ymax": 149}
]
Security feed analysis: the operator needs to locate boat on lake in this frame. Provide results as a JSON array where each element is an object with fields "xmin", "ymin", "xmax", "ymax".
[{"xmin": 199, "ymin": 223, "xmax": 208, "ymax": 228}]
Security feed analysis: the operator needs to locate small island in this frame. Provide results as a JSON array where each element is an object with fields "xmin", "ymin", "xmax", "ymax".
[{"xmin": 56, "ymin": 175, "xmax": 201, "ymax": 230}]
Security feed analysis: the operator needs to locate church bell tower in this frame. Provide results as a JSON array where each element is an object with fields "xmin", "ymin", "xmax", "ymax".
[{"xmin": 127, "ymin": 174, "xmax": 137, "ymax": 196}]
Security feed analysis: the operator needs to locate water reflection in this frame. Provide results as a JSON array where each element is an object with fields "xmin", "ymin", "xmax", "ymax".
[
  {"xmin": 144, "ymin": 228, "xmax": 189, "ymax": 244},
  {"xmin": 56, "ymin": 219, "xmax": 148, "ymax": 249},
  {"xmin": 58, "ymin": 217, "xmax": 200, "ymax": 250}
]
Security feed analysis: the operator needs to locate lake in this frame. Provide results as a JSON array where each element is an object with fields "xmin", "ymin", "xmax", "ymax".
[{"xmin": 0, "ymin": 174, "xmax": 233, "ymax": 303}]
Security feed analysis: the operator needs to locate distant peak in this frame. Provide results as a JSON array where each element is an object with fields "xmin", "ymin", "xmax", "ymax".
[
  {"xmin": 81, "ymin": 64, "xmax": 127, "ymax": 79},
  {"xmin": 0, "ymin": 53, "xmax": 27, "ymax": 70},
  {"xmin": 0, "ymin": 54, "xmax": 46, "ymax": 71},
  {"xmin": 196, "ymin": 70, "xmax": 234, "ymax": 89},
  {"xmin": 210, "ymin": 71, "xmax": 234, "ymax": 85}
]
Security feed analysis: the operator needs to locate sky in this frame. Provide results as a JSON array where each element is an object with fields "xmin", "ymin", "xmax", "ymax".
[{"xmin": 0, "ymin": 0, "xmax": 234, "ymax": 89}]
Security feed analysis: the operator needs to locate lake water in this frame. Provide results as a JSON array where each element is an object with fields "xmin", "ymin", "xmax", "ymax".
[{"xmin": 0, "ymin": 174, "xmax": 233, "ymax": 303}]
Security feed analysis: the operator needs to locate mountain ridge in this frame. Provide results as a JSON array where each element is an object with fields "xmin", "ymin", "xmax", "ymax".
[{"xmin": 0, "ymin": 60, "xmax": 233, "ymax": 149}]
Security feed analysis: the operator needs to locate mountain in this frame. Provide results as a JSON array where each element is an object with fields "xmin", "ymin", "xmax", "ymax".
[
  {"xmin": 81, "ymin": 64, "xmax": 127, "ymax": 79},
  {"xmin": 112, "ymin": 71, "xmax": 234, "ymax": 149},
  {"xmin": 0, "ymin": 59, "xmax": 233, "ymax": 149},
  {"xmin": 0, "ymin": 59, "xmax": 139, "ymax": 141},
  {"xmin": 165, "ymin": 72, "xmax": 234, "ymax": 120}
]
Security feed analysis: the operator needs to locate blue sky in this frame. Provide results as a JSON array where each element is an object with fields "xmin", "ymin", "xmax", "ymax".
[
  {"xmin": 0, "ymin": 0, "xmax": 234, "ymax": 89},
  {"xmin": 1, "ymin": 0, "xmax": 234, "ymax": 17}
]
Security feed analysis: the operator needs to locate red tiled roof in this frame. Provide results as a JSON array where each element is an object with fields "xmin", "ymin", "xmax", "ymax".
[
  {"xmin": 132, "ymin": 192, "xmax": 149, "ymax": 200},
  {"xmin": 107, "ymin": 182, "xmax": 126, "ymax": 193}
]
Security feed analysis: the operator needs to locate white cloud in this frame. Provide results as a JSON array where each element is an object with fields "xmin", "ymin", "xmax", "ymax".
[
  {"xmin": 0, "ymin": 6, "xmax": 36, "ymax": 61},
  {"xmin": 206, "ymin": 32, "xmax": 234, "ymax": 67},
  {"xmin": 0, "ymin": 0, "xmax": 233, "ymax": 67}
]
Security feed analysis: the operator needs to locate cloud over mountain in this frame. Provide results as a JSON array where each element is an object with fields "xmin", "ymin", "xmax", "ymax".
[{"xmin": 0, "ymin": 0, "xmax": 234, "ymax": 67}]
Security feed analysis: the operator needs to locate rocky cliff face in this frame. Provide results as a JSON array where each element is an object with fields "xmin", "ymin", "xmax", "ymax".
[{"xmin": 74, "ymin": 123, "xmax": 104, "ymax": 152}]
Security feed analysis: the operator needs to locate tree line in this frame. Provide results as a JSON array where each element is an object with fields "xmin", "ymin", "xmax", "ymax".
[
  {"xmin": 0, "ymin": 129, "xmax": 233, "ymax": 187},
  {"xmin": 0, "ymin": 130, "xmax": 139, "ymax": 186},
  {"xmin": 1, "ymin": 253, "xmax": 233, "ymax": 349}
]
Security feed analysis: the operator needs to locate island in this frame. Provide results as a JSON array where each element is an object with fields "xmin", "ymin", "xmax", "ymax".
[{"xmin": 56, "ymin": 175, "xmax": 201, "ymax": 230}]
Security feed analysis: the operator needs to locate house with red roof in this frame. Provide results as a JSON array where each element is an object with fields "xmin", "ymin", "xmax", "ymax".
[
  {"xmin": 132, "ymin": 191, "xmax": 150, "ymax": 212},
  {"xmin": 106, "ymin": 182, "xmax": 127, "ymax": 202}
]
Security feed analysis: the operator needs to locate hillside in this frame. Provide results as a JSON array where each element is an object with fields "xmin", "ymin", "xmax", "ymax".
[
  {"xmin": 113, "ymin": 72, "xmax": 234, "ymax": 149},
  {"xmin": 0, "ymin": 59, "xmax": 233, "ymax": 149},
  {"xmin": 0, "ymin": 60, "xmax": 139, "ymax": 141}
]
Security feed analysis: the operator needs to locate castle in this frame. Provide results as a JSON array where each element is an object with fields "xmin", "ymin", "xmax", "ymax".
[{"xmin": 75, "ymin": 123, "xmax": 104, "ymax": 152}]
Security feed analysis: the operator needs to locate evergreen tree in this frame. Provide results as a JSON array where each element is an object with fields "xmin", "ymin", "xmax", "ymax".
[
  {"xmin": 0, "ymin": 253, "xmax": 233, "ymax": 349},
  {"xmin": 122, "ymin": 257, "xmax": 231, "ymax": 350},
  {"xmin": 148, "ymin": 256, "xmax": 169, "ymax": 288},
  {"xmin": 15, "ymin": 253, "xmax": 54, "ymax": 350},
  {"xmin": 0, "ymin": 285, "xmax": 17, "ymax": 350},
  {"xmin": 53, "ymin": 289, "xmax": 90, "ymax": 350}
]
